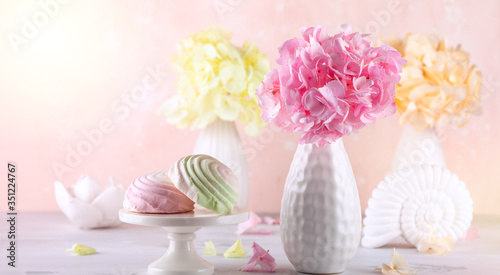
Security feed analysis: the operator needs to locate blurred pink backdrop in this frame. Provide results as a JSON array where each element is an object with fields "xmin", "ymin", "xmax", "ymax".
[{"xmin": 1, "ymin": 0, "xmax": 499, "ymax": 215}]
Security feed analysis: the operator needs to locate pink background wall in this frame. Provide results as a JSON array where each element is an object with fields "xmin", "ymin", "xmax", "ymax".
[{"xmin": 1, "ymin": 0, "xmax": 499, "ymax": 215}]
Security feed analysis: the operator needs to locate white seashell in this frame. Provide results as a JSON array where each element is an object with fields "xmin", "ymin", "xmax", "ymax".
[
  {"xmin": 55, "ymin": 175, "xmax": 125, "ymax": 229},
  {"xmin": 362, "ymin": 165, "xmax": 473, "ymax": 248}
]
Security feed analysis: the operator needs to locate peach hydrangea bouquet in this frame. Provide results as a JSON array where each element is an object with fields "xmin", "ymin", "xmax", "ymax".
[
  {"xmin": 387, "ymin": 33, "xmax": 482, "ymax": 130},
  {"xmin": 158, "ymin": 26, "xmax": 270, "ymax": 136},
  {"xmin": 257, "ymin": 25, "xmax": 406, "ymax": 146}
]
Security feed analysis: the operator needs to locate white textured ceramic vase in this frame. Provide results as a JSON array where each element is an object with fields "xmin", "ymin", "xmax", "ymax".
[
  {"xmin": 281, "ymin": 139, "xmax": 361, "ymax": 274},
  {"xmin": 193, "ymin": 118, "xmax": 249, "ymax": 207},
  {"xmin": 391, "ymin": 124, "xmax": 446, "ymax": 172}
]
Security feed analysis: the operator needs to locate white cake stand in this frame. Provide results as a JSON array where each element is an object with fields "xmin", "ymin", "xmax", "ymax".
[{"xmin": 119, "ymin": 207, "xmax": 248, "ymax": 275}]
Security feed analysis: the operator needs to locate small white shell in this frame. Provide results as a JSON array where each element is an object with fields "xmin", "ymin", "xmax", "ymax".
[
  {"xmin": 55, "ymin": 175, "xmax": 125, "ymax": 229},
  {"xmin": 362, "ymin": 165, "xmax": 473, "ymax": 248}
]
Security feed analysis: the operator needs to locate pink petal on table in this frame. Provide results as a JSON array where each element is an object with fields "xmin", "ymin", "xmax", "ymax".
[
  {"xmin": 240, "ymin": 228, "xmax": 272, "ymax": 235},
  {"xmin": 263, "ymin": 216, "xmax": 280, "ymax": 225},
  {"xmin": 460, "ymin": 226, "xmax": 480, "ymax": 241},
  {"xmin": 236, "ymin": 212, "xmax": 262, "ymax": 235},
  {"xmin": 239, "ymin": 242, "xmax": 277, "ymax": 273}
]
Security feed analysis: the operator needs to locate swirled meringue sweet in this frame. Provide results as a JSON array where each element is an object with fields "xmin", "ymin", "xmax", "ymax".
[
  {"xmin": 168, "ymin": 154, "xmax": 239, "ymax": 214},
  {"xmin": 123, "ymin": 171, "xmax": 195, "ymax": 214}
]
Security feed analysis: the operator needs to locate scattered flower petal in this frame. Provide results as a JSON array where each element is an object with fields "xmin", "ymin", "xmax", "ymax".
[
  {"xmin": 236, "ymin": 212, "xmax": 273, "ymax": 235},
  {"xmin": 241, "ymin": 229, "xmax": 273, "ymax": 235},
  {"xmin": 376, "ymin": 248, "xmax": 418, "ymax": 275},
  {"xmin": 67, "ymin": 243, "xmax": 96, "ymax": 256},
  {"xmin": 460, "ymin": 226, "xmax": 480, "ymax": 241},
  {"xmin": 236, "ymin": 212, "xmax": 262, "ymax": 235},
  {"xmin": 224, "ymin": 239, "xmax": 248, "ymax": 258},
  {"xmin": 417, "ymin": 228, "xmax": 454, "ymax": 255},
  {"xmin": 203, "ymin": 241, "xmax": 217, "ymax": 256},
  {"xmin": 239, "ymin": 242, "xmax": 277, "ymax": 273},
  {"xmin": 263, "ymin": 216, "xmax": 280, "ymax": 225}
]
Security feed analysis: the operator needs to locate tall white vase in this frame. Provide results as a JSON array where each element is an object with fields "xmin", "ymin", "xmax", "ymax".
[
  {"xmin": 390, "ymin": 124, "xmax": 446, "ymax": 173},
  {"xmin": 193, "ymin": 118, "xmax": 249, "ymax": 207},
  {"xmin": 280, "ymin": 139, "xmax": 361, "ymax": 274}
]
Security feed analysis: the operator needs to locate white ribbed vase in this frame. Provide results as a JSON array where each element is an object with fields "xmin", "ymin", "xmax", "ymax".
[
  {"xmin": 193, "ymin": 118, "xmax": 249, "ymax": 207},
  {"xmin": 391, "ymin": 124, "xmax": 446, "ymax": 173},
  {"xmin": 280, "ymin": 139, "xmax": 361, "ymax": 274}
]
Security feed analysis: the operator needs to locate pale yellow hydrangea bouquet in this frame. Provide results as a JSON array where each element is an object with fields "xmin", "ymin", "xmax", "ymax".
[
  {"xmin": 158, "ymin": 26, "xmax": 270, "ymax": 136},
  {"xmin": 387, "ymin": 33, "xmax": 482, "ymax": 130}
]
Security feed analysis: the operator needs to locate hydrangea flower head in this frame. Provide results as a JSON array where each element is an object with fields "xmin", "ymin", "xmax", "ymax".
[
  {"xmin": 257, "ymin": 25, "xmax": 406, "ymax": 146},
  {"xmin": 158, "ymin": 26, "xmax": 270, "ymax": 136},
  {"xmin": 386, "ymin": 33, "xmax": 482, "ymax": 130}
]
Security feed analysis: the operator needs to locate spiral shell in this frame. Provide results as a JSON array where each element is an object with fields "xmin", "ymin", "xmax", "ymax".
[
  {"xmin": 123, "ymin": 171, "xmax": 195, "ymax": 214},
  {"xmin": 169, "ymin": 154, "xmax": 239, "ymax": 214},
  {"xmin": 362, "ymin": 165, "xmax": 473, "ymax": 248}
]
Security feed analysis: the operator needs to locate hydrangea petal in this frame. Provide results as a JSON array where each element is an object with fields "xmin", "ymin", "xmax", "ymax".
[
  {"xmin": 460, "ymin": 226, "xmax": 480, "ymax": 241},
  {"xmin": 263, "ymin": 216, "xmax": 280, "ymax": 225},
  {"xmin": 203, "ymin": 240, "xmax": 217, "ymax": 256},
  {"xmin": 224, "ymin": 239, "xmax": 247, "ymax": 258},
  {"xmin": 237, "ymin": 212, "xmax": 261, "ymax": 234},
  {"xmin": 376, "ymin": 248, "xmax": 418, "ymax": 275},
  {"xmin": 417, "ymin": 228, "xmax": 455, "ymax": 255},
  {"xmin": 67, "ymin": 243, "xmax": 96, "ymax": 256},
  {"xmin": 239, "ymin": 242, "xmax": 277, "ymax": 273}
]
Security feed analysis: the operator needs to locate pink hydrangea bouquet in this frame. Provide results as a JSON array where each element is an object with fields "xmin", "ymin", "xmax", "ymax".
[{"xmin": 257, "ymin": 25, "xmax": 406, "ymax": 146}]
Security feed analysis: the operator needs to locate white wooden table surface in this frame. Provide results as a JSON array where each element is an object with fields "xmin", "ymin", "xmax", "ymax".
[{"xmin": 2, "ymin": 212, "xmax": 499, "ymax": 275}]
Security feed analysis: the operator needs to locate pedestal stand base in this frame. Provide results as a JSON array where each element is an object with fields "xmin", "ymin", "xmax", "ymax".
[
  {"xmin": 148, "ymin": 231, "xmax": 213, "ymax": 275},
  {"xmin": 119, "ymin": 208, "xmax": 248, "ymax": 275}
]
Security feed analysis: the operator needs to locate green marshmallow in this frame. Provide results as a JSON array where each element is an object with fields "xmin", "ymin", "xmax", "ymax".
[{"xmin": 182, "ymin": 155, "xmax": 238, "ymax": 214}]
